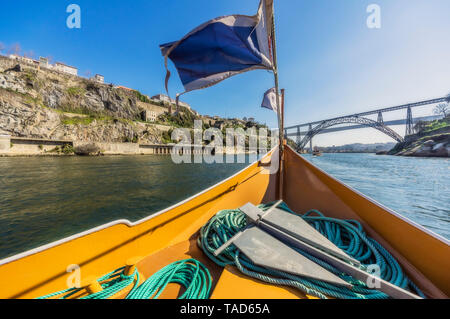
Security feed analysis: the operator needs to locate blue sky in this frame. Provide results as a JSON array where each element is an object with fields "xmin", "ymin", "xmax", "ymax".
[{"xmin": 0, "ymin": 0, "xmax": 449, "ymax": 146}]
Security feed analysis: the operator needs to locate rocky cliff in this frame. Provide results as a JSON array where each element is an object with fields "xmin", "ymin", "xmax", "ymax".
[
  {"xmin": 0, "ymin": 56, "xmax": 174, "ymax": 144},
  {"xmin": 388, "ymin": 118, "xmax": 450, "ymax": 157},
  {"xmin": 0, "ymin": 55, "xmax": 269, "ymax": 152}
]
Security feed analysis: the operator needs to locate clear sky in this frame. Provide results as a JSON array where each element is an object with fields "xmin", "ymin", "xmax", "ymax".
[{"xmin": 0, "ymin": 0, "xmax": 449, "ymax": 146}]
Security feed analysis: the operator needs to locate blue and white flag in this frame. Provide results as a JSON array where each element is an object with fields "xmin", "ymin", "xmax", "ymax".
[
  {"xmin": 261, "ymin": 87, "xmax": 280, "ymax": 113},
  {"xmin": 160, "ymin": 0, "xmax": 274, "ymax": 96}
]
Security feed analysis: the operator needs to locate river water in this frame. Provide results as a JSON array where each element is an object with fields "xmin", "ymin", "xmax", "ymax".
[
  {"xmin": 302, "ymin": 153, "xmax": 449, "ymax": 240},
  {"xmin": 0, "ymin": 153, "xmax": 448, "ymax": 259}
]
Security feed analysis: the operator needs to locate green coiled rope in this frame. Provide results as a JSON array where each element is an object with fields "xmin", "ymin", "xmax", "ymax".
[
  {"xmin": 127, "ymin": 259, "xmax": 212, "ymax": 299},
  {"xmin": 37, "ymin": 259, "xmax": 211, "ymax": 300},
  {"xmin": 37, "ymin": 266, "xmax": 140, "ymax": 299},
  {"xmin": 197, "ymin": 202, "xmax": 425, "ymax": 299}
]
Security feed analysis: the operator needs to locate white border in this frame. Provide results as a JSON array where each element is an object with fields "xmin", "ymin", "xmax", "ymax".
[
  {"xmin": 0, "ymin": 147, "xmax": 277, "ymax": 266},
  {"xmin": 289, "ymin": 145, "xmax": 450, "ymax": 246}
]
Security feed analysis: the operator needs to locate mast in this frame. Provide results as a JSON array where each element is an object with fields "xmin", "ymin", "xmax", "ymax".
[
  {"xmin": 270, "ymin": 4, "xmax": 283, "ymax": 150},
  {"xmin": 270, "ymin": 1, "xmax": 284, "ymax": 199}
]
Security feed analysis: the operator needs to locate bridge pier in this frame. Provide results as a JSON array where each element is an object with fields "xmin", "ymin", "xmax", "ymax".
[
  {"xmin": 377, "ymin": 112, "xmax": 384, "ymax": 124},
  {"xmin": 405, "ymin": 106, "xmax": 414, "ymax": 136},
  {"xmin": 309, "ymin": 124, "xmax": 313, "ymax": 154}
]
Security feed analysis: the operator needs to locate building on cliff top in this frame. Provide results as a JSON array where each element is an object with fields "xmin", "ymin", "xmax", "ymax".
[
  {"xmin": 9, "ymin": 54, "xmax": 36, "ymax": 66},
  {"xmin": 151, "ymin": 94, "xmax": 191, "ymax": 110},
  {"xmin": 92, "ymin": 74, "xmax": 104, "ymax": 84},
  {"xmin": 8, "ymin": 54, "xmax": 81, "ymax": 78},
  {"xmin": 54, "ymin": 62, "xmax": 78, "ymax": 76}
]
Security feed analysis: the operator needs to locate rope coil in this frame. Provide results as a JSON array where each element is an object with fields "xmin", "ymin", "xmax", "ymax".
[
  {"xmin": 37, "ymin": 259, "xmax": 211, "ymax": 300},
  {"xmin": 126, "ymin": 259, "xmax": 212, "ymax": 299},
  {"xmin": 37, "ymin": 266, "xmax": 139, "ymax": 300},
  {"xmin": 197, "ymin": 202, "xmax": 425, "ymax": 299}
]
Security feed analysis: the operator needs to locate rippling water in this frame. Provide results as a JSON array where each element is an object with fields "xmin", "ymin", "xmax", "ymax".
[
  {"xmin": 0, "ymin": 153, "xmax": 448, "ymax": 260},
  {"xmin": 0, "ymin": 156, "xmax": 252, "ymax": 259},
  {"xmin": 302, "ymin": 153, "xmax": 449, "ymax": 240}
]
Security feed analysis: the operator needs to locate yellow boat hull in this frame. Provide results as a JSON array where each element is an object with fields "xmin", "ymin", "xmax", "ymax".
[{"xmin": 0, "ymin": 146, "xmax": 448, "ymax": 299}]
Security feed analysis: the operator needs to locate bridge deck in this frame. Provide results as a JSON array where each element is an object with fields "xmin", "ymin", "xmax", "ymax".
[{"xmin": 286, "ymin": 115, "xmax": 443, "ymax": 137}]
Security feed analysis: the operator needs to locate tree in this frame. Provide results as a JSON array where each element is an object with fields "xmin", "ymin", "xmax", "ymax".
[
  {"xmin": 24, "ymin": 50, "xmax": 35, "ymax": 59},
  {"xmin": 413, "ymin": 120, "xmax": 427, "ymax": 133},
  {"xmin": 0, "ymin": 42, "xmax": 5, "ymax": 54},
  {"xmin": 8, "ymin": 43, "xmax": 21, "ymax": 55},
  {"xmin": 433, "ymin": 103, "xmax": 449, "ymax": 118}
]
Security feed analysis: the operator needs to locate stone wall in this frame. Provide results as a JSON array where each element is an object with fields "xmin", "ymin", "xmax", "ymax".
[
  {"xmin": 137, "ymin": 101, "xmax": 166, "ymax": 115},
  {"xmin": 0, "ymin": 135, "xmax": 10, "ymax": 153},
  {"xmin": 1, "ymin": 137, "xmax": 73, "ymax": 155},
  {"xmin": 79, "ymin": 142, "xmax": 140, "ymax": 155}
]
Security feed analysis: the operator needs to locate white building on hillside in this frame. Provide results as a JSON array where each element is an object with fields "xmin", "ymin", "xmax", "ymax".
[
  {"xmin": 92, "ymin": 74, "xmax": 104, "ymax": 83},
  {"xmin": 151, "ymin": 94, "xmax": 191, "ymax": 110},
  {"xmin": 39, "ymin": 57, "xmax": 51, "ymax": 69},
  {"xmin": 141, "ymin": 110, "xmax": 157, "ymax": 122},
  {"xmin": 7, "ymin": 54, "xmax": 91, "ymax": 79},
  {"xmin": 9, "ymin": 54, "xmax": 37, "ymax": 66},
  {"xmin": 54, "ymin": 62, "xmax": 78, "ymax": 76}
]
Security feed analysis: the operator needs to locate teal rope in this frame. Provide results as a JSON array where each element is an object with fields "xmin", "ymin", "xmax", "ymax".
[
  {"xmin": 127, "ymin": 259, "xmax": 212, "ymax": 299},
  {"xmin": 37, "ymin": 266, "xmax": 139, "ymax": 300},
  {"xmin": 198, "ymin": 202, "xmax": 425, "ymax": 299},
  {"xmin": 37, "ymin": 259, "xmax": 212, "ymax": 300},
  {"xmin": 291, "ymin": 207, "xmax": 425, "ymax": 298}
]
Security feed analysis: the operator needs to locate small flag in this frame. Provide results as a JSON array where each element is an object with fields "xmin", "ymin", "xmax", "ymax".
[
  {"xmin": 161, "ymin": 0, "xmax": 274, "ymax": 97},
  {"xmin": 261, "ymin": 87, "xmax": 280, "ymax": 113}
]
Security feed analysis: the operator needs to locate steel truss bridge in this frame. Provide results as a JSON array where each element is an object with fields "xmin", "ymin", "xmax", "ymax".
[{"xmin": 285, "ymin": 96, "xmax": 449, "ymax": 152}]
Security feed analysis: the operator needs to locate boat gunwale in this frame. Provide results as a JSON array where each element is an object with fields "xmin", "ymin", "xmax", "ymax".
[
  {"xmin": 0, "ymin": 147, "xmax": 278, "ymax": 266},
  {"xmin": 287, "ymin": 144, "xmax": 450, "ymax": 246}
]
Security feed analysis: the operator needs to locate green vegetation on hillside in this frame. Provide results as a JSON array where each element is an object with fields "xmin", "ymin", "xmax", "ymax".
[
  {"xmin": 162, "ymin": 129, "xmax": 174, "ymax": 144},
  {"xmin": 66, "ymin": 86, "xmax": 86, "ymax": 97},
  {"xmin": 157, "ymin": 108, "xmax": 197, "ymax": 128},
  {"xmin": 47, "ymin": 144, "xmax": 74, "ymax": 155},
  {"xmin": 414, "ymin": 117, "xmax": 450, "ymax": 133},
  {"xmin": 61, "ymin": 116, "xmax": 96, "ymax": 126},
  {"xmin": 133, "ymin": 90, "xmax": 151, "ymax": 103}
]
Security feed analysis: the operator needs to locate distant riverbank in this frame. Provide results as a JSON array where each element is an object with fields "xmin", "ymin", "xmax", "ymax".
[{"xmin": 0, "ymin": 135, "xmax": 259, "ymax": 157}]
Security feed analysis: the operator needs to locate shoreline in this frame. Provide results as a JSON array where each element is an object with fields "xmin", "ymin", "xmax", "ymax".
[
  {"xmin": 3, "ymin": 151, "xmax": 448, "ymax": 158},
  {"xmin": 0, "ymin": 150, "xmax": 259, "ymax": 158}
]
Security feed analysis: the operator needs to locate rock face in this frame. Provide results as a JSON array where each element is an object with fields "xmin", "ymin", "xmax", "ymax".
[
  {"xmin": 388, "ymin": 124, "xmax": 450, "ymax": 158},
  {"xmin": 0, "ymin": 56, "xmax": 170, "ymax": 144},
  {"xmin": 0, "ymin": 55, "xmax": 261, "ymax": 148}
]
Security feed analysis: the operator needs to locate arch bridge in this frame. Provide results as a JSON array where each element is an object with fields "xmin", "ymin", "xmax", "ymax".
[
  {"xmin": 285, "ymin": 95, "xmax": 449, "ymax": 152},
  {"xmin": 296, "ymin": 116, "xmax": 404, "ymax": 150}
]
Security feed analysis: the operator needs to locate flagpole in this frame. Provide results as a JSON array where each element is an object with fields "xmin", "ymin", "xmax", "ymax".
[
  {"xmin": 280, "ymin": 88, "xmax": 285, "ymax": 199},
  {"xmin": 270, "ymin": 1, "xmax": 284, "ymax": 200},
  {"xmin": 271, "ymin": 13, "xmax": 283, "ymax": 148}
]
